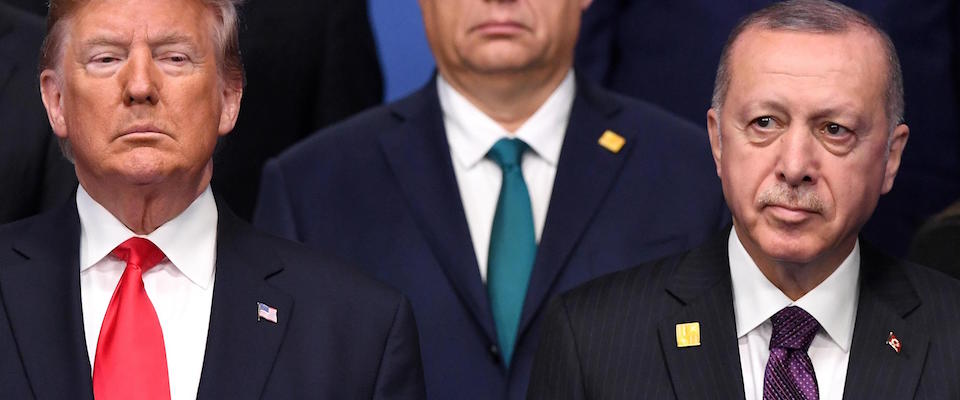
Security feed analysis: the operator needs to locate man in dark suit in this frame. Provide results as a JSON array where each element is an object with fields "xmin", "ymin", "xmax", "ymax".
[
  {"xmin": 211, "ymin": 0, "xmax": 384, "ymax": 220},
  {"xmin": 908, "ymin": 199, "xmax": 960, "ymax": 279},
  {"xmin": 530, "ymin": 1, "xmax": 960, "ymax": 398},
  {"xmin": 575, "ymin": 0, "xmax": 960, "ymax": 258},
  {"xmin": 253, "ymin": 0, "xmax": 728, "ymax": 398},
  {"xmin": 0, "ymin": 0, "xmax": 424, "ymax": 398},
  {"xmin": 0, "ymin": 3, "xmax": 75, "ymax": 224}
]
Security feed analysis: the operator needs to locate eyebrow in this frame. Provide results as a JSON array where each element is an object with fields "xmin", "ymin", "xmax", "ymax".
[{"xmin": 79, "ymin": 32, "xmax": 199, "ymax": 52}]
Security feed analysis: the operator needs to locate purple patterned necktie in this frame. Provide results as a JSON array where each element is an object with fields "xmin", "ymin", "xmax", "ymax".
[{"xmin": 763, "ymin": 306, "xmax": 821, "ymax": 400}]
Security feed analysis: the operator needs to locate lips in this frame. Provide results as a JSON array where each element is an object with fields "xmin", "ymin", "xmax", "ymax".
[
  {"xmin": 470, "ymin": 20, "xmax": 529, "ymax": 35},
  {"xmin": 117, "ymin": 124, "xmax": 167, "ymax": 139},
  {"xmin": 765, "ymin": 204, "xmax": 817, "ymax": 224}
]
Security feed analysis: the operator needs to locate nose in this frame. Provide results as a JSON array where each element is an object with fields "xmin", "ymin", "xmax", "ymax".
[
  {"xmin": 775, "ymin": 127, "xmax": 819, "ymax": 187},
  {"xmin": 120, "ymin": 48, "xmax": 160, "ymax": 106}
]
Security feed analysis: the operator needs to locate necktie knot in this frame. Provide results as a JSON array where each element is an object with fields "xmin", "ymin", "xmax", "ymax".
[
  {"xmin": 487, "ymin": 138, "xmax": 528, "ymax": 171},
  {"xmin": 770, "ymin": 306, "xmax": 821, "ymax": 351},
  {"xmin": 111, "ymin": 237, "xmax": 166, "ymax": 272}
]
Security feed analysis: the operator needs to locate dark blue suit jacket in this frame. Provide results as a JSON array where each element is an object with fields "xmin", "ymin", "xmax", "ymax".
[
  {"xmin": 0, "ymin": 4, "xmax": 76, "ymax": 224},
  {"xmin": 0, "ymin": 198, "xmax": 426, "ymax": 399},
  {"xmin": 254, "ymin": 77, "xmax": 730, "ymax": 399},
  {"xmin": 529, "ymin": 232, "xmax": 960, "ymax": 399},
  {"xmin": 576, "ymin": 0, "xmax": 960, "ymax": 256}
]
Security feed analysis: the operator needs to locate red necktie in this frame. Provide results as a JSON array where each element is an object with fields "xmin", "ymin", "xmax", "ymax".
[{"xmin": 93, "ymin": 237, "xmax": 171, "ymax": 400}]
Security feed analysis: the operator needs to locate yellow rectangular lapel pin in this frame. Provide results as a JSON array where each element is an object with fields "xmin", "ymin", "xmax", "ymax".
[
  {"xmin": 598, "ymin": 130, "xmax": 626, "ymax": 153},
  {"xmin": 676, "ymin": 322, "xmax": 701, "ymax": 347}
]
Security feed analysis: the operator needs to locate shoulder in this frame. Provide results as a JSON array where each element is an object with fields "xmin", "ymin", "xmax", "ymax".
[
  {"xmin": 861, "ymin": 243, "xmax": 960, "ymax": 323},
  {"xmin": 270, "ymin": 83, "xmax": 436, "ymax": 169},
  {"xmin": 556, "ymin": 249, "xmax": 689, "ymax": 322},
  {"xmin": 224, "ymin": 214, "xmax": 407, "ymax": 315}
]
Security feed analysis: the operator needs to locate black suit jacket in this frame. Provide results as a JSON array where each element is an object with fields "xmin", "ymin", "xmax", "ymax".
[
  {"xmin": 575, "ymin": 0, "xmax": 960, "ymax": 256},
  {"xmin": 528, "ymin": 232, "xmax": 960, "ymax": 399},
  {"xmin": 909, "ymin": 199, "xmax": 960, "ymax": 279},
  {"xmin": 0, "ymin": 3, "xmax": 76, "ymax": 224},
  {"xmin": 211, "ymin": 0, "xmax": 384, "ymax": 220},
  {"xmin": 254, "ymin": 77, "xmax": 730, "ymax": 399},
  {"xmin": 0, "ymin": 198, "xmax": 426, "ymax": 399}
]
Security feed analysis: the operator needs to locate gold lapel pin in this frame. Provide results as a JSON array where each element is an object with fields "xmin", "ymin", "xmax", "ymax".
[
  {"xmin": 598, "ymin": 130, "xmax": 626, "ymax": 154},
  {"xmin": 676, "ymin": 322, "xmax": 701, "ymax": 348}
]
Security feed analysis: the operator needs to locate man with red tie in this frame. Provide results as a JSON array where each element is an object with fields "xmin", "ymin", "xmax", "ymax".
[{"xmin": 0, "ymin": 0, "xmax": 425, "ymax": 399}]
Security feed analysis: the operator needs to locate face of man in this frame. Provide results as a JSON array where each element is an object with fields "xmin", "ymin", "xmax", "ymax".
[
  {"xmin": 419, "ymin": 0, "xmax": 592, "ymax": 79},
  {"xmin": 707, "ymin": 27, "xmax": 909, "ymax": 270},
  {"xmin": 40, "ymin": 0, "xmax": 242, "ymax": 188}
]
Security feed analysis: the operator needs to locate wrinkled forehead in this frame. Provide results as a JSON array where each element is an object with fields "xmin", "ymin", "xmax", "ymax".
[{"xmin": 726, "ymin": 27, "xmax": 888, "ymax": 107}]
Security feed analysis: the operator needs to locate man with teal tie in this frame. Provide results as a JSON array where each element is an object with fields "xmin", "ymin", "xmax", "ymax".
[{"xmin": 254, "ymin": 0, "xmax": 729, "ymax": 397}]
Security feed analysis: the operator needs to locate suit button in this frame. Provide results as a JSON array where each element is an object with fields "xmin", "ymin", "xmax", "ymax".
[{"xmin": 489, "ymin": 344, "xmax": 501, "ymax": 364}]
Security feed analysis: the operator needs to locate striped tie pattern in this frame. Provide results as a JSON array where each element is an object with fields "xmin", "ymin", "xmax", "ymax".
[{"xmin": 763, "ymin": 306, "xmax": 821, "ymax": 400}]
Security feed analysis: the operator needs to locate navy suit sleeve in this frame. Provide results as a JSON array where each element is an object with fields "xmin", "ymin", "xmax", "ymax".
[
  {"xmin": 527, "ymin": 298, "xmax": 586, "ymax": 400},
  {"xmin": 253, "ymin": 159, "xmax": 300, "ymax": 240},
  {"xmin": 373, "ymin": 295, "xmax": 426, "ymax": 400}
]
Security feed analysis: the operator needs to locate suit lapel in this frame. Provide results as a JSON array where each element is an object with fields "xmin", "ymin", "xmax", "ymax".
[
  {"xmin": 378, "ymin": 80, "xmax": 497, "ymax": 343},
  {"xmin": 657, "ymin": 235, "xmax": 745, "ymax": 400},
  {"xmin": 518, "ymin": 81, "xmax": 635, "ymax": 338},
  {"xmin": 196, "ymin": 208, "xmax": 293, "ymax": 399},
  {"xmin": 842, "ymin": 244, "xmax": 928, "ymax": 399},
  {"xmin": 0, "ymin": 201, "xmax": 95, "ymax": 399}
]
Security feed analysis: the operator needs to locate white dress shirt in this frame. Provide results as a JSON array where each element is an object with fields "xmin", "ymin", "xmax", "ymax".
[
  {"xmin": 729, "ymin": 228, "xmax": 860, "ymax": 400},
  {"xmin": 78, "ymin": 185, "xmax": 217, "ymax": 400},
  {"xmin": 438, "ymin": 70, "xmax": 575, "ymax": 282}
]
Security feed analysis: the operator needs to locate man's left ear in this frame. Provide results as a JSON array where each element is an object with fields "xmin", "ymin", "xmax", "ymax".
[
  {"xmin": 881, "ymin": 123, "xmax": 909, "ymax": 194},
  {"xmin": 218, "ymin": 82, "xmax": 243, "ymax": 136}
]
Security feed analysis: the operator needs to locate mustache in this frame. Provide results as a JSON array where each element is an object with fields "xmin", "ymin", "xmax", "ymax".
[{"xmin": 756, "ymin": 184, "xmax": 825, "ymax": 213}]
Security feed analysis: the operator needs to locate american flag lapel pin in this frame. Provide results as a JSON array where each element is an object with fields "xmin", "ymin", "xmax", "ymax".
[
  {"xmin": 886, "ymin": 331, "xmax": 901, "ymax": 353},
  {"xmin": 258, "ymin": 302, "xmax": 278, "ymax": 324}
]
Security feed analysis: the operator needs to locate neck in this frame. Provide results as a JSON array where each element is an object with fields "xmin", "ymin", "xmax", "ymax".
[
  {"xmin": 78, "ymin": 162, "xmax": 212, "ymax": 235},
  {"xmin": 440, "ymin": 65, "xmax": 570, "ymax": 133},
  {"xmin": 735, "ymin": 224, "xmax": 856, "ymax": 301}
]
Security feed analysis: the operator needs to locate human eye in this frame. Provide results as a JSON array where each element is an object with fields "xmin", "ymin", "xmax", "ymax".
[
  {"xmin": 744, "ymin": 115, "xmax": 783, "ymax": 144},
  {"xmin": 817, "ymin": 121, "xmax": 857, "ymax": 154},
  {"xmin": 822, "ymin": 122, "xmax": 852, "ymax": 137},
  {"xmin": 85, "ymin": 53, "xmax": 124, "ymax": 74},
  {"xmin": 751, "ymin": 116, "xmax": 777, "ymax": 130}
]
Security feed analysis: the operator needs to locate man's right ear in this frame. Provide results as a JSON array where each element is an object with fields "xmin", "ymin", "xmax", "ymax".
[
  {"xmin": 706, "ymin": 108, "xmax": 723, "ymax": 178},
  {"xmin": 40, "ymin": 69, "xmax": 68, "ymax": 139}
]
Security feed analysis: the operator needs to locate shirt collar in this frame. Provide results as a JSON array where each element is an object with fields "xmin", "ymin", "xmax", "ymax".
[
  {"xmin": 77, "ymin": 185, "xmax": 218, "ymax": 289},
  {"xmin": 729, "ymin": 227, "xmax": 860, "ymax": 352},
  {"xmin": 438, "ymin": 70, "xmax": 575, "ymax": 170}
]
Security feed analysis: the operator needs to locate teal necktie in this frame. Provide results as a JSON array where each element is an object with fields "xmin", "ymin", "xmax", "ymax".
[{"xmin": 486, "ymin": 138, "xmax": 537, "ymax": 368}]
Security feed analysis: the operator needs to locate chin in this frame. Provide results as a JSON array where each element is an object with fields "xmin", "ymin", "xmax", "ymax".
[{"xmin": 758, "ymin": 237, "xmax": 824, "ymax": 265}]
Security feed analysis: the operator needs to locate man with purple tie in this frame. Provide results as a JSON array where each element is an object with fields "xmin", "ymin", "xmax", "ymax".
[{"xmin": 529, "ymin": 1, "xmax": 960, "ymax": 399}]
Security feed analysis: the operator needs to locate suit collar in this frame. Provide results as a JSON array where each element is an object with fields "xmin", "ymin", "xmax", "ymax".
[
  {"xmin": 658, "ymin": 232, "xmax": 746, "ymax": 400},
  {"xmin": 841, "ymin": 242, "xmax": 927, "ymax": 399},
  {"xmin": 2, "ymin": 199, "xmax": 95, "ymax": 399},
  {"xmin": 380, "ymin": 78, "xmax": 498, "ymax": 343},
  {"xmin": 196, "ymin": 204, "xmax": 293, "ymax": 399}
]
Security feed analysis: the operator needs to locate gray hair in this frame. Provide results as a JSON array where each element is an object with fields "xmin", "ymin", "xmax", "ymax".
[
  {"xmin": 40, "ymin": 0, "xmax": 245, "ymax": 162},
  {"xmin": 711, "ymin": 0, "xmax": 904, "ymax": 131}
]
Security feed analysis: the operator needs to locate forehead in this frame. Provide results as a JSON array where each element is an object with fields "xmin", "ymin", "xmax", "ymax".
[
  {"xmin": 66, "ymin": 0, "xmax": 214, "ymax": 45},
  {"xmin": 726, "ymin": 27, "xmax": 888, "ymax": 105}
]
